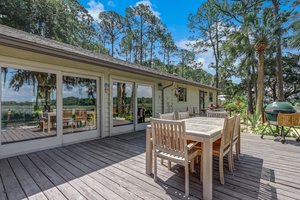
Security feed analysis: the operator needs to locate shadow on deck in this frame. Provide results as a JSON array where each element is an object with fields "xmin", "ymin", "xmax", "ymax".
[{"xmin": 0, "ymin": 131, "xmax": 300, "ymax": 200}]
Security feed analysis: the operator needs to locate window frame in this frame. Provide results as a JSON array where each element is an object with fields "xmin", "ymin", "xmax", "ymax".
[{"xmin": 177, "ymin": 87, "xmax": 187, "ymax": 102}]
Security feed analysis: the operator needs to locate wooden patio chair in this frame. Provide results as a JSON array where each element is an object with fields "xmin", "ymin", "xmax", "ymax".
[
  {"xmin": 229, "ymin": 114, "xmax": 241, "ymax": 171},
  {"xmin": 178, "ymin": 111, "xmax": 190, "ymax": 120},
  {"xmin": 158, "ymin": 112, "xmax": 176, "ymax": 165},
  {"xmin": 277, "ymin": 113, "xmax": 300, "ymax": 143},
  {"xmin": 75, "ymin": 109, "xmax": 87, "ymax": 128},
  {"xmin": 207, "ymin": 111, "xmax": 228, "ymax": 118},
  {"xmin": 199, "ymin": 116, "xmax": 236, "ymax": 184},
  {"xmin": 63, "ymin": 109, "xmax": 74, "ymax": 131},
  {"xmin": 151, "ymin": 118, "xmax": 201, "ymax": 196},
  {"xmin": 193, "ymin": 107, "xmax": 200, "ymax": 117},
  {"xmin": 159, "ymin": 112, "xmax": 176, "ymax": 120}
]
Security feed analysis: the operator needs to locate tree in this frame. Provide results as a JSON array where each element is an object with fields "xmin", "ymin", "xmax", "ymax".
[
  {"xmin": 0, "ymin": 0, "xmax": 107, "ymax": 53},
  {"xmin": 177, "ymin": 49, "xmax": 197, "ymax": 78},
  {"xmin": 125, "ymin": 4, "xmax": 153, "ymax": 64},
  {"xmin": 98, "ymin": 11, "xmax": 124, "ymax": 57},
  {"xmin": 272, "ymin": 0, "xmax": 284, "ymax": 100},
  {"xmin": 188, "ymin": 0, "xmax": 228, "ymax": 98},
  {"xmin": 159, "ymin": 32, "xmax": 177, "ymax": 68}
]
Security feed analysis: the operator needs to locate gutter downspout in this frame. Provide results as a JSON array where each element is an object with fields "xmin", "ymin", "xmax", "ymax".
[{"xmin": 162, "ymin": 82, "xmax": 175, "ymax": 114}]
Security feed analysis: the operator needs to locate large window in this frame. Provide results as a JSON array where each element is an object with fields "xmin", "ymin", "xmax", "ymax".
[
  {"xmin": 113, "ymin": 81, "xmax": 133, "ymax": 126},
  {"xmin": 62, "ymin": 75, "xmax": 97, "ymax": 134},
  {"xmin": 1, "ymin": 67, "xmax": 57, "ymax": 144},
  {"xmin": 137, "ymin": 85, "xmax": 152, "ymax": 123}
]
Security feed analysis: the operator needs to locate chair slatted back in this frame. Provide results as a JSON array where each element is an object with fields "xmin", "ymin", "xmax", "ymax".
[
  {"xmin": 207, "ymin": 111, "xmax": 228, "ymax": 118},
  {"xmin": 220, "ymin": 116, "xmax": 236, "ymax": 153},
  {"xmin": 277, "ymin": 113, "xmax": 300, "ymax": 127},
  {"xmin": 233, "ymin": 114, "xmax": 240, "ymax": 141},
  {"xmin": 178, "ymin": 111, "xmax": 190, "ymax": 120},
  {"xmin": 63, "ymin": 109, "xmax": 72, "ymax": 118},
  {"xmin": 193, "ymin": 107, "xmax": 199, "ymax": 114},
  {"xmin": 76, "ymin": 110, "xmax": 87, "ymax": 119},
  {"xmin": 151, "ymin": 118, "xmax": 186, "ymax": 158},
  {"xmin": 159, "ymin": 112, "xmax": 176, "ymax": 120}
]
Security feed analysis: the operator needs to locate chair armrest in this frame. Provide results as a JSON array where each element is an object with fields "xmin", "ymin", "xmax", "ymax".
[{"xmin": 187, "ymin": 141, "xmax": 200, "ymax": 150}]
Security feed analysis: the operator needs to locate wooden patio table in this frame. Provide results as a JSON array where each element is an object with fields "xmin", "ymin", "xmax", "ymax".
[{"xmin": 146, "ymin": 117, "xmax": 225, "ymax": 200}]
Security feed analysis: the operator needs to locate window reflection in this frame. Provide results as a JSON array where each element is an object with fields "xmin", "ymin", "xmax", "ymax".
[
  {"xmin": 137, "ymin": 85, "xmax": 152, "ymax": 123},
  {"xmin": 1, "ymin": 67, "xmax": 57, "ymax": 144},
  {"xmin": 113, "ymin": 81, "xmax": 133, "ymax": 126},
  {"xmin": 63, "ymin": 76, "xmax": 97, "ymax": 134}
]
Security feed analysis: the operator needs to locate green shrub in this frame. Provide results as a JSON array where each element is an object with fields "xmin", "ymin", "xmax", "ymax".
[{"xmin": 224, "ymin": 96, "xmax": 247, "ymax": 117}]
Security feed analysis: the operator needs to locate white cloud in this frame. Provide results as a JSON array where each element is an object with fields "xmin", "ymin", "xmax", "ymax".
[
  {"xmin": 107, "ymin": 1, "xmax": 116, "ymax": 7},
  {"xmin": 176, "ymin": 39, "xmax": 216, "ymax": 74},
  {"xmin": 135, "ymin": 0, "xmax": 160, "ymax": 18},
  {"xmin": 175, "ymin": 39, "xmax": 196, "ymax": 50},
  {"xmin": 87, "ymin": 0, "xmax": 105, "ymax": 21}
]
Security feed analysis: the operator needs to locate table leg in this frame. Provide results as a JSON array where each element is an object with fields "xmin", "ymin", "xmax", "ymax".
[
  {"xmin": 146, "ymin": 127, "xmax": 152, "ymax": 175},
  {"xmin": 202, "ymin": 138, "xmax": 213, "ymax": 200}
]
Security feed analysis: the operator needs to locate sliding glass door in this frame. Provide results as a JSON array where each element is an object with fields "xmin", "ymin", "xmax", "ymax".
[
  {"xmin": 136, "ymin": 84, "xmax": 153, "ymax": 130},
  {"xmin": 112, "ymin": 80, "xmax": 134, "ymax": 134},
  {"xmin": 1, "ymin": 66, "xmax": 57, "ymax": 144},
  {"xmin": 62, "ymin": 73, "xmax": 100, "ymax": 143}
]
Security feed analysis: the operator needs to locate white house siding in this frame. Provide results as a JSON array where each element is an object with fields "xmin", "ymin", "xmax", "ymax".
[
  {"xmin": 0, "ymin": 44, "xmax": 217, "ymax": 157},
  {"xmin": 163, "ymin": 84, "xmax": 217, "ymax": 113}
]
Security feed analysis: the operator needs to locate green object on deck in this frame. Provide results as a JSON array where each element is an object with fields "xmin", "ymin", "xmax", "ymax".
[{"xmin": 265, "ymin": 101, "xmax": 296, "ymax": 121}]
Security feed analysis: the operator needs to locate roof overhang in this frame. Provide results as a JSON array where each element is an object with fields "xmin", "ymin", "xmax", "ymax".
[{"xmin": 0, "ymin": 26, "xmax": 218, "ymax": 91}]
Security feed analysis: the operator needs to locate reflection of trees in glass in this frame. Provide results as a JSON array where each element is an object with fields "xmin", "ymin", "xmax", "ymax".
[
  {"xmin": 2, "ymin": 68, "xmax": 56, "ymax": 111},
  {"xmin": 114, "ymin": 81, "xmax": 133, "ymax": 117},
  {"xmin": 63, "ymin": 76, "xmax": 96, "ymax": 106}
]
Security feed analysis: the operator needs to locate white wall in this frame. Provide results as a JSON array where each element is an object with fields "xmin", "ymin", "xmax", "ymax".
[{"xmin": 0, "ymin": 45, "xmax": 217, "ymax": 157}]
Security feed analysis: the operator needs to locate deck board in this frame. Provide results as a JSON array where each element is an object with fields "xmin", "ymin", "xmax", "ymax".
[{"xmin": 0, "ymin": 132, "xmax": 300, "ymax": 200}]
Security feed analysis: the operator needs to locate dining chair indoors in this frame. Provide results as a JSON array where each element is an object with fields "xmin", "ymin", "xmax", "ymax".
[{"xmin": 151, "ymin": 118, "xmax": 201, "ymax": 196}]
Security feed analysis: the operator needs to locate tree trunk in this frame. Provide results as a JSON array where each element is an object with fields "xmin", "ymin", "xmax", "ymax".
[
  {"xmin": 122, "ymin": 83, "xmax": 126, "ymax": 114},
  {"xmin": 111, "ymin": 38, "xmax": 114, "ymax": 57},
  {"xmin": 140, "ymin": 16, "xmax": 143, "ymax": 65},
  {"xmin": 117, "ymin": 83, "xmax": 122, "ymax": 115},
  {"xmin": 273, "ymin": 0, "xmax": 284, "ymax": 100},
  {"xmin": 247, "ymin": 68, "xmax": 254, "ymax": 114},
  {"xmin": 256, "ymin": 49, "xmax": 265, "ymax": 116},
  {"xmin": 150, "ymin": 41, "xmax": 153, "ymax": 68}
]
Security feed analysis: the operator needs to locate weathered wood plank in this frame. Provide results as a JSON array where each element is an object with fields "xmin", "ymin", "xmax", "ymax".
[
  {"xmin": 18, "ymin": 155, "xmax": 67, "ymax": 200},
  {"xmin": 36, "ymin": 151, "xmax": 104, "ymax": 200},
  {"xmin": 0, "ymin": 159, "xmax": 27, "ymax": 200},
  {"xmin": 27, "ymin": 153, "xmax": 86, "ymax": 200},
  {"xmin": 8, "ymin": 157, "xmax": 48, "ymax": 200},
  {"xmin": 57, "ymin": 147, "xmax": 142, "ymax": 200}
]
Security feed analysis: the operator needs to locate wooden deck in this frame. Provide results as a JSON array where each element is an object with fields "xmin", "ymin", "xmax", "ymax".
[{"xmin": 0, "ymin": 131, "xmax": 300, "ymax": 200}]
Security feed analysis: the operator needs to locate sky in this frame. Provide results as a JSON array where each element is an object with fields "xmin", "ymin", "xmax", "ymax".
[{"xmin": 79, "ymin": 0, "xmax": 232, "ymax": 80}]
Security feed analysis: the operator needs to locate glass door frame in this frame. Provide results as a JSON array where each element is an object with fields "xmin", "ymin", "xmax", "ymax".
[
  {"xmin": 135, "ymin": 83, "xmax": 154, "ymax": 131},
  {"xmin": 61, "ymin": 72, "xmax": 101, "ymax": 144},
  {"xmin": 111, "ymin": 78, "xmax": 135, "ymax": 136},
  {"xmin": 0, "ymin": 60, "xmax": 62, "ymax": 157}
]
